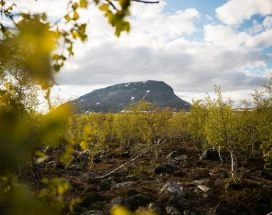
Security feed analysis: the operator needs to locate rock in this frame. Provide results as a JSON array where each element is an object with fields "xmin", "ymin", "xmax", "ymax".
[
  {"xmin": 200, "ymin": 149, "xmax": 220, "ymax": 161},
  {"xmin": 46, "ymin": 160, "xmax": 56, "ymax": 168},
  {"xmin": 183, "ymin": 210, "xmax": 196, "ymax": 215},
  {"xmin": 112, "ymin": 181, "xmax": 134, "ymax": 189},
  {"xmin": 68, "ymin": 163, "xmax": 83, "ymax": 170},
  {"xmin": 197, "ymin": 185, "xmax": 210, "ymax": 192},
  {"xmin": 215, "ymin": 201, "xmax": 235, "ymax": 215},
  {"xmin": 155, "ymin": 164, "xmax": 177, "ymax": 174},
  {"xmin": 93, "ymin": 150, "xmax": 107, "ymax": 163},
  {"xmin": 174, "ymin": 155, "xmax": 188, "ymax": 161},
  {"xmin": 82, "ymin": 210, "xmax": 103, "ymax": 215},
  {"xmin": 76, "ymin": 150, "xmax": 89, "ymax": 162},
  {"xmin": 253, "ymin": 168, "xmax": 272, "ymax": 180},
  {"xmin": 193, "ymin": 179, "xmax": 210, "ymax": 185},
  {"xmin": 148, "ymin": 202, "xmax": 163, "ymax": 215},
  {"xmin": 109, "ymin": 196, "xmax": 128, "ymax": 208},
  {"xmin": 160, "ymin": 182, "xmax": 185, "ymax": 198},
  {"xmin": 79, "ymin": 193, "xmax": 104, "ymax": 208},
  {"xmin": 173, "ymin": 170, "xmax": 186, "ymax": 177},
  {"xmin": 165, "ymin": 206, "xmax": 182, "ymax": 215},
  {"xmin": 167, "ymin": 152, "xmax": 188, "ymax": 165},
  {"xmin": 120, "ymin": 151, "xmax": 130, "ymax": 158},
  {"xmin": 99, "ymin": 178, "xmax": 116, "ymax": 191},
  {"xmin": 167, "ymin": 151, "xmax": 182, "ymax": 159},
  {"xmin": 168, "ymin": 196, "xmax": 187, "ymax": 212},
  {"xmin": 127, "ymin": 194, "xmax": 151, "ymax": 211}
]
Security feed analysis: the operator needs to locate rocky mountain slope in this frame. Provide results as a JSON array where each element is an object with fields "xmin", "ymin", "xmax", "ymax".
[{"xmin": 68, "ymin": 80, "xmax": 191, "ymax": 113}]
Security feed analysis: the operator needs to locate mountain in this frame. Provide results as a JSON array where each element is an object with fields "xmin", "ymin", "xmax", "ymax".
[{"xmin": 68, "ymin": 80, "xmax": 191, "ymax": 113}]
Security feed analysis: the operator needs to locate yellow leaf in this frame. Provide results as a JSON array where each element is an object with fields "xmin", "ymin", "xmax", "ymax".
[
  {"xmin": 111, "ymin": 205, "xmax": 131, "ymax": 215},
  {"xmin": 80, "ymin": 141, "xmax": 88, "ymax": 150},
  {"xmin": 73, "ymin": 11, "xmax": 79, "ymax": 20},
  {"xmin": 99, "ymin": 4, "xmax": 109, "ymax": 12},
  {"xmin": 79, "ymin": 0, "xmax": 88, "ymax": 8}
]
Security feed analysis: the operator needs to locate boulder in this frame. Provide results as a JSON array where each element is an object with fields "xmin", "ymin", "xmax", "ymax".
[
  {"xmin": 167, "ymin": 151, "xmax": 182, "ymax": 159},
  {"xmin": 81, "ymin": 210, "xmax": 103, "ymax": 215},
  {"xmin": 165, "ymin": 206, "xmax": 182, "ymax": 215},
  {"xmin": 109, "ymin": 196, "xmax": 129, "ymax": 208},
  {"xmin": 160, "ymin": 182, "xmax": 185, "ymax": 198},
  {"xmin": 112, "ymin": 181, "xmax": 134, "ymax": 189},
  {"xmin": 215, "ymin": 201, "xmax": 235, "ymax": 215},
  {"xmin": 98, "ymin": 177, "xmax": 116, "ymax": 191},
  {"xmin": 183, "ymin": 210, "xmax": 196, "ymax": 215},
  {"xmin": 148, "ymin": 202, "xmax": 163, "ymax": 215},
  {"xmin": 197, "ymin": 185, "xmax": 210, "ymax": 192},
  {"xmin": 155, "ymin": 164, "xmax": 177, "ymax": 174},
  {"xmin": 200, "ymin": 149, "xmax": 220, "ymax": 161},
  {"xmin": 127, "ymin": 194, "xmax": 151, "ymax": 211}
]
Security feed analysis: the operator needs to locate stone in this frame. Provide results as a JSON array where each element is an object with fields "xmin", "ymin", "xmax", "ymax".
[
  {"xmin": 174, "ymin": 155, "xmax": 188, "ymax": 161},
  {"xmin": 68, "ymin": 163, "xmax": 83, "ymax": 170},
  {"xmin": 109, "ymin": 196, "xmax": 128, "ymax": 208},
  {"xmin": 76, "ymin": 150, "xmax": 89, "ymax": 162},
  {"xmin": 79, "ymin": 193, "xmax": 104, "ymax": 208},
  {"xmin": 112, "ymin": 181, "xmax": 134, "ymax": 189},
  {"xmin": 155, "ymin": 164, "xmax": 177, "ymax": 174},
  {"xmin": 82, "ymin": 210, "xmax": 103, "ymax": 215},
  {"xmin": 165, "ymin": 206, "xmax": 182, "ymax": 215},
  {"xmin": 215, "ymin": 201, "xmax": 235, "ymax": 215},
  {"xmin": 193, "ymin": 179, "xmax": 210, "ymax": 185},
  {"xmin": 148, "ymin": 202, "xmax": 163, "ymax": 215},
  {"xmin": 183, "ymin": 210, "xmax": 196, "ymax": 215},
  {"xmin": 167, "ymin": 151, "xmax": 182, "ymax": 159},
  {"xmin": 197, "ymin": 185, "xmax": 210, "ymax": 192},
  {"xmin": 200, "ymin": 149, "xmax": 220, "ymax": 161},
  {"xmin": 173, "ymin": 170, "xmax": 186, "ymax": 177},
  {"xmin": 93, "ymin": 150, "xmax": 107, "ymax": 163},
  {"xmin": 99, "ymin": 178, "xmax": 116, "ymax": 191},
  {"xmin": 160, "ymin": 182, "xmax": 185, "ymax": 198},
  {"xmin": 127, "ymin": 194, "xmax": 151, "ymax": 211}
]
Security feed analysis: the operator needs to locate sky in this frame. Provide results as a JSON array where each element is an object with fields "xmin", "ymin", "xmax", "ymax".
[{"xmin": 13, "ymin": 0, "xmax": 272, "ymax": 105}]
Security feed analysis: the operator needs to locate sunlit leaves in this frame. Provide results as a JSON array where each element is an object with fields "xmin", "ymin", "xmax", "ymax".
[
  {"xmin": 39, "ymin": 177, "xmax": 70, "ymax": 209},
  {"xmin": 0, "ymin": 176, "xmax": 58, "ymax": 215},
  {"xmin": 98, "ymin": 0, "xmax": 131, "ymax": 36},
  {"xmin": 79, "ymin": 0, "xmax": 88, "ymax": 8},
  {"xmin": 110, "ymin": 205, "xmax": 155, "ymax": 215}
]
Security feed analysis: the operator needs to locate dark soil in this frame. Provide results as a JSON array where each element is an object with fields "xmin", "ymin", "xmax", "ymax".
[{"xmin": 34, "ymin": 141, "xmax": 272, "ymax": 215}]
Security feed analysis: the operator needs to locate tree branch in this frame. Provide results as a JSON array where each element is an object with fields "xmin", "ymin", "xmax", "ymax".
[
  {"xmin": 96, "ymin": 139, "xmax": 165, "ymax": 179},
  {"xmin": 112, "ymin": 0, "xmax": 159, "ymax": 4},
  {"xmin": 131, "ymin": 0, "xmax": 159, "ymax": 3}
]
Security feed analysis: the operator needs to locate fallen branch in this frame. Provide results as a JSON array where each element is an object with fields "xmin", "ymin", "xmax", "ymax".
[{"xmin": 96, "ymin": 139, "xmax": 165, "ymax": 179}]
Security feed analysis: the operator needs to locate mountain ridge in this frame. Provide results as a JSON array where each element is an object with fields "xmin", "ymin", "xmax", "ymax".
[{"xmin": 68, "ymin": 80, "xmax": 191, "ymax": 113}]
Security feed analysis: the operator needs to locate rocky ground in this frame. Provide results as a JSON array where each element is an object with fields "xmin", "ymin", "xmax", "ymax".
[{"xmin": 34, "ymin": 141, "xmax": 272, "ymax": 215}]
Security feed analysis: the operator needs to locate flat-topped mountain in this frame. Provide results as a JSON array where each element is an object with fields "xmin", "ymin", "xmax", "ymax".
[{"xmin": 68, "ymin": 80, "xmax": 191, "ymax": 113}]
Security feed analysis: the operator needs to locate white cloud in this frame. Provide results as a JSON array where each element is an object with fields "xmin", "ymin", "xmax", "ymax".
[
  {"xmin": 263, "ymin": 16, "xmax": 272, "ymax": 29},
  {"xmin": 8, "ymin": 0, "xmax": 270, "ymax": 104},
  {"xmin": 204, "ymin": 25, "xmax": 250, "ymax": 49},
  {"xmin": 216, "ymin": 0, "xmax": 272, "ymax": 25},
  {"xmin": 204, "ymin": 24, "xmax": 272, "ymax": 49},
  {"xmin": 13, "ymin": 0, "xmax": 69, "ymax": 19}
]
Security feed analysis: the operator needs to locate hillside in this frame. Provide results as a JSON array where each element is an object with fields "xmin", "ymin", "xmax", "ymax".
[{"xmin": 68, "ymin": 80, "xmax": 191, "ymax": 113}]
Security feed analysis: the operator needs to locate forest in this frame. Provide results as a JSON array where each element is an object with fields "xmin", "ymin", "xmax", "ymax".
[{"xmin": 0, "ymin": 0, "xmax": 272, "ymax": 214}]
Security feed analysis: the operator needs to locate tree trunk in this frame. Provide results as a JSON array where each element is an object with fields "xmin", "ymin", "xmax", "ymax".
[
  {"xmin": 230, "ymin": 151, "xmax": 236, "ymax": 178},
  {"xmin": 218, "ymin": 146, "xmax": 224, "ymax": 164}
]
